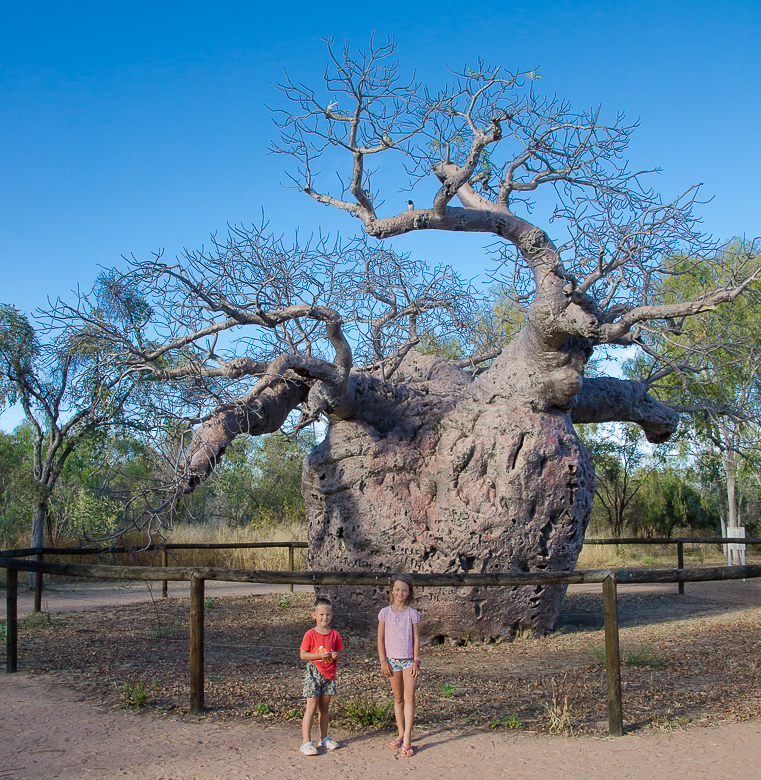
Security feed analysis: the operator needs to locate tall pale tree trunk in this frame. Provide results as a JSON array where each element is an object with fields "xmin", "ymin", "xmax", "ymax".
[{"xmin": 29, "ymin": 501, "xmax": 46, "ymax": 593}]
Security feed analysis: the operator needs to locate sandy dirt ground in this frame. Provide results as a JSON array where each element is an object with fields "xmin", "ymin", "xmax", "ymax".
[
  {"xmin": 3, "ymin": 672, "xmax": 761, "ymax": 780},
  {"xmin": 0, "ymin": 579, "xmax": 314, "ymax": 620},
  {"xmin": 3, "ymin": 579, "xmax": 761, "ymax": 779}
]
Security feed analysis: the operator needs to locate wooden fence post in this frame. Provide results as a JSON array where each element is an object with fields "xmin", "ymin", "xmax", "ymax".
[
  {"xmin": 288, "ymin": 544, "xmax": 294, "ymax": 594},
  {"xmin": 677, "ymin": 540, "xmax": 684, "ymax": 596},
  {"xmin": 161, "ymin": 549, "xmax": 168, "ymax": 599},
  {"xmin": 33, "ymin": 551, "xmax": 43, "ymax": 613},
  {"xmin": 189, "ymin": 574, "xmax": 204, "ymax": 715},
  {"xmin": 6, "ymin": 567, "xmax": 18, "ymax": 673},
  {"xmin": 603, "ymin": 573, "xmax": 623, "ymax": 737}
]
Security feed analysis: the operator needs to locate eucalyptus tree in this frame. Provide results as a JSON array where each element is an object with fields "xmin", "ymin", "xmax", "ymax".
[
  {"xmin": 0, "ymin": 303, "xmax": 140, "ymax": 593},
  {"xmin": 68, "ymin": 39, "xmax": 760, "ymax": 640},
  {"xmin": 627, "ymin": 241, "xmax": 761, "ymax": 557}
]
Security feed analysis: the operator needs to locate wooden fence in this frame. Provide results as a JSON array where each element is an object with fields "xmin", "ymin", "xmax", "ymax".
[
  {"xmin": 5, "ymin": 536, "xmax": 755, "ymax": 610},
  {"xmin": 584, "ymin": 536, "xmax": 761, "ymax": 595},
  {"xmin": 0, "ymin": 542, "xmax": 309, "ymax": 611},
  {"xmin": 2, "ymin": 553, "xmax": 761, "ymax": 737}
]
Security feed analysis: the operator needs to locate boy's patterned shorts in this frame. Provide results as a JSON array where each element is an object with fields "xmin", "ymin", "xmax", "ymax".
[{"xmin": 303, "ymin": 663, "xmax": 338, "ymax": 698}]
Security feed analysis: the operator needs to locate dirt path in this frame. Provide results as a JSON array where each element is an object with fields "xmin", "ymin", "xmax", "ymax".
[
  {"xmin": 3, "ymin": 672, "xmax": 761, "ymax": 780},
  {"xmin": 2, "ymin": 578, "xmax": 761, "ymax": 779},
  {"xmin": 0, "ymin": 580, "xmax": 314, "ymax": 620}
]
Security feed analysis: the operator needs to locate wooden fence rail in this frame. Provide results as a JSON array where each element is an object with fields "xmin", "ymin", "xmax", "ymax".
[
  {"xmin": 2, "ymin": 555, "xmax": 761, "ymax": 736},
  {"xmin": 1, "ymin": 541, "xmax": 309, "ymax": 610},
  {"xmin": 3, "ymin": 537, "xmax": 756, "ymax": 605},
  {"xmin": 583, "ymin": 536, "xmax": 761, "ymax": 595}
]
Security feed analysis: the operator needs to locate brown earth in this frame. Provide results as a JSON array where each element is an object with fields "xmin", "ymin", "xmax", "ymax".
[{"xmin": 2, "ymin": 578, "xmax": 761, "ymax": 779}]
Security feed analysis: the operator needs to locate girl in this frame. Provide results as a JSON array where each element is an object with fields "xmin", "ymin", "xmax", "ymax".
[{"xmin": 377, "ymin": 572, "xmax": 420, "ymax": 757}]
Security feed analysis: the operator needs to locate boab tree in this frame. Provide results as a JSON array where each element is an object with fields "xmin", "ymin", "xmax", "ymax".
[{"xmin": 75, "ymin": 39, "xmax": 759, "ymax": 642}]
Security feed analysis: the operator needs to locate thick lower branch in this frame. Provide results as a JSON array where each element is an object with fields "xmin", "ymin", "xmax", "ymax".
[
  {"xmin": 570, "ymin": 376, "xmax": 678, "ymax": 443},
  {"xmin": 182, "ymin": 379, "xmax": 309, "ymax": 490}
]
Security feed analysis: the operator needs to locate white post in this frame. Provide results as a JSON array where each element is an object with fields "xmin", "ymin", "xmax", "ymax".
[{"xmin": 727, "ymin": 526, "xmax": 746, "ymax": 566}]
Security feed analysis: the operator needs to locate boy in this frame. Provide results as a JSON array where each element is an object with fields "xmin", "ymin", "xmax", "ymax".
[{"xmin": 299, "ymin": 597, "xmax": 343, "ymax": 755}]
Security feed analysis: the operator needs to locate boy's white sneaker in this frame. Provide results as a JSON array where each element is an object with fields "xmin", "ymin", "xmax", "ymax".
[
  {"xmin": 300, "ymin": 742, "xmax": 318, "ymax": 756},
  {"xmin": 321, "ymin": 736, "xmax": 340, "ymax": 750}
]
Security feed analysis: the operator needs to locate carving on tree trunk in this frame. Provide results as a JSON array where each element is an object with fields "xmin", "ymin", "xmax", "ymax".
[{"xmin": 304, "ymin": 350, "xmax": 596, "ymax": 641}]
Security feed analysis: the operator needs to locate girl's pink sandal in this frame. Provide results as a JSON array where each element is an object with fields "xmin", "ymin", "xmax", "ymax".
[
  {"xmin": 388, "ymin": 736, "xmax": 404, "ymax": 749},
  {"xmin": 401, "ymin": 745, "xmax": 415, "ymax": 757}
]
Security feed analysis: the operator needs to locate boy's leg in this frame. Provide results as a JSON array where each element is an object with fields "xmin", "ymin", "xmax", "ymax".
[
  {"xmin": 317, "ymin": 694, "xmax": 331, "ymax": 742},
  {"xmin": 302, "ymin": 697, "xmax": 319, "ymax": 745},
  {"xmin": 401, "ymin": 666, "xmax": 417, "ymax": 747},
  {"xmin": 389, "ymin": 670, "xmax": 405, "ymax": 737}
]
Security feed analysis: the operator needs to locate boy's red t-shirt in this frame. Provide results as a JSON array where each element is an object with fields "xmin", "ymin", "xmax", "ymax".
[{"xmin": 300, "ymin": 628, "xmax": 344, "ymax": 680}]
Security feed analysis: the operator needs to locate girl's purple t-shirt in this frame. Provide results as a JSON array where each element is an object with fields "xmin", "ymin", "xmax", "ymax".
[{"xmin": 378, "ymin": 605, "xmax": 420, "ymax": 659}]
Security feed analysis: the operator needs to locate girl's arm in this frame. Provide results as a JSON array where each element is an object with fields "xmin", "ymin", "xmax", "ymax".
[
  {"xmin": 377, "ymin": 621, "xmax": 392, "ymax": 677},
  {"xmin": 410, "ymin": 621, "xmax": 421, "ymax": 678}
]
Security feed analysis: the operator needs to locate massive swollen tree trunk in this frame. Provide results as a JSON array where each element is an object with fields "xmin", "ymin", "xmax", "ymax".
[
  {"xmin": 304, "ymin": 348, "xmax": 594, "ymax": 641},
  {"xmin": 301, "ymin": 315, "xmax": 674, "ymax": 642}
]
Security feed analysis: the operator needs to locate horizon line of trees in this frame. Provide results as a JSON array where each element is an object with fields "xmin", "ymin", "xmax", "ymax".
[
  {"xmin": 0, "ymin": 423, "xmax": 314, "ymax": 549},
  {"xmin": 2, "ymin": 238, "xmax": 761, "ymax": 549}
]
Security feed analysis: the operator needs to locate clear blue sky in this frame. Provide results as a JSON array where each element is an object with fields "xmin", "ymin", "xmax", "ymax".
[{"xmin": 1, "ymin": 0, "xmax": 760, "ymax": 430}]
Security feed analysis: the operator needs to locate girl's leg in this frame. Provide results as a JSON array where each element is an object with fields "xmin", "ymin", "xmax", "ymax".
[
  {"xmin": 317, "ymin": 694, "xmax": 331, "ymax": 742},
  {"xmin": 302, "ymin": 697, "xmax": 319, "ymax": 745},
  {"xmin": 389, "ymin": 670, "xmax": 406, "ymax": 738},
  {"xmin": 401, "ymin": 666, "xmax": 417, "ymax": 748}
]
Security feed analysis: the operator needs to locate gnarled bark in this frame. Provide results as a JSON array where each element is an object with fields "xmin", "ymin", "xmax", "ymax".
[{"xmin": 301, "ymin": 343, "xmax": 661, "ymax": 642}]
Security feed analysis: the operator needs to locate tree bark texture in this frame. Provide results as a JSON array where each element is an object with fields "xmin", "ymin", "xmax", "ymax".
[{"xmin": 304, "ymin": 347, "xmax": 599, "ymax": 643}]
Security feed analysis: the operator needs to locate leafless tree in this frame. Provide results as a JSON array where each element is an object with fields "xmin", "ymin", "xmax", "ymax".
[
  {"xmin": 66, "ymin": 38, "xmax": 761, "ymax": 641},
  {"xmin": 64, "ymin": 226, "xmax": 482, "ymax": 484}
]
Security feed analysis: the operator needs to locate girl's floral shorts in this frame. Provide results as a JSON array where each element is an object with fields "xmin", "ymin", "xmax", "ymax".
[
  {"xmin": 303, "ymin": 663, "xmax": 338, "ymax": 698},
  {"xmin": 387, "ymin": 657, "xmax": 415, "ymax": 672}
]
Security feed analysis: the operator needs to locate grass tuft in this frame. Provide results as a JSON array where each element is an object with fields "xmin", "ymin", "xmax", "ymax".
[{"xmin": 339, "ymin": 696, "xmax": 393, "ymax": 728}]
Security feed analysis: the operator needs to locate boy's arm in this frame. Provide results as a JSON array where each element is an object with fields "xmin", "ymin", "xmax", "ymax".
[
  {"xmin": 300, "ymin": 633, "xmax": 331, "ymax": 662},
  {"xmin": 329, "ymin": 633, "xmax": 344, "ymax": 661},
  {"xmin": 301, "ymin": 649, "xmax": 332, "ymax": 661}
]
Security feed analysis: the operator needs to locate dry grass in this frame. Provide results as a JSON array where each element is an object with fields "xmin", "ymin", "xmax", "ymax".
[
  {"xmin": 576, "ymin": 540, "xmax": 760, "ymax": 570},
  {"xmin": 162, "ymin": 521, "xmax": 308, "ymax": 571}
]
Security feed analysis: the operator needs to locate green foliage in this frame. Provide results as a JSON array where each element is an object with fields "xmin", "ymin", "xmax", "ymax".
[
  {"xmin": 578, "ymin": 421, "xmax": 720, "ymax": 538},
  {"xmin": 625, "ymin": 644, "xmax": 669, "ymax": 669},
  {"xmin": 489, "ymin": 713, "xmax": 520, "ymax": 729},
  {"xmin": 0, "ymin": 305, "xmax": 38, "ymax": 408},
  {"xmin": 0, "ymin": 427, "xmax": 37, "ymax": 546},
  {"xmin": 278, "ymin": 594, "xmax": 291, "ymax": 608},
  {"xmin": 624, "ymin": 241, "xmax": 761, "ymax": 531},
  {"xmin": 593, "ymin": 643, "xmax": 668, "ymax": 669},
  {"xmin": 117, "ymin": 676, "xmax": 149, "ymax": 708},
  {"xmin": 252, "ymin": 702, "xmax": 272, "ymax": 715},
  {"xmin": 0, "ymin": 621, "xmax": 6, "ymax": 642},
  {"xmin": 419, "ymin": 332, "xmax": 465, "ymax": 360},
  {"xmin": 204, "ymin": 597, "xmax": 215, "ymax": 611},
  {"xmin": 204, "ymin": 430, "xmax": 315, "ymax": 528},
  {"xmin": 439, "ymin": 681, "xmax": 456, "ymax": 697},
  {"xmin": 340, "ymin": 696, "xmax": 393, "ymax": 727},
  {"xmin": 630, "ymin": 466, "xmax": 720, "ymax": 538},
  {"xmin": 419, "ymin": 285, "xmax": 525, "ymax": 364},
  {"xmin": 578, "ymin": 422, "xmax": 653, "ymax": 537}
]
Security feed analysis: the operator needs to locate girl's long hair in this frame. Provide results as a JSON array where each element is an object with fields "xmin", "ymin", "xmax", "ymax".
[{"xmin": 389, "ymin": 572, "xmax": 415, "ymax": 606}]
